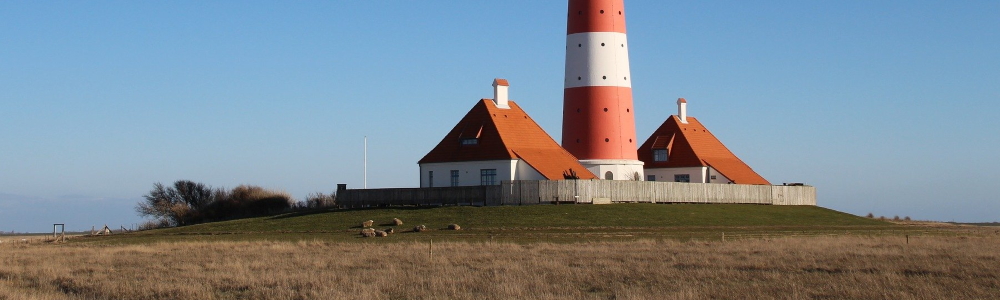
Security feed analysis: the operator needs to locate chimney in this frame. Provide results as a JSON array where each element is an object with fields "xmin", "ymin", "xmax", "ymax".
[
  {"xmin": 492, "ymin": 78, "xmax": 510, "ymax": 109},
  {"xmin": 677, "ymin": 98, "xmax": 688, "ymax": 124}
]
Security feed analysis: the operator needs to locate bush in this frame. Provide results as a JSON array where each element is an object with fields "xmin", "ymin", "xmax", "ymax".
[
  {"xmin": 136, "ymin": 180, "xmax": 214, "ymax": 226},
  {"xmin": 207, "ymin": 185, "xmax": 293, "ymax": 220},
  {"xmin": 865, "ymin": 213, "xmax": 874, "ymax": 218},
  {"xmin": 137, "ymin": 181, "xmax": 294, "ymax": 227},
  {"xmin": 299, "ymin": 192, "xmax": 336, "ymax": 209}
]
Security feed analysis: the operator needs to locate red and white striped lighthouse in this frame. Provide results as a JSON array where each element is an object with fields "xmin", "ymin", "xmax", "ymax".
[{"xmin": 561, "ymin": 0, "xmax": 644, "ymax": 180}]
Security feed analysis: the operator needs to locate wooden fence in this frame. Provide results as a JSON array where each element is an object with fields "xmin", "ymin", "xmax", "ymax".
[{"xmin": 337, "ymin": 180, "xmax": 815, "ymax": 208}]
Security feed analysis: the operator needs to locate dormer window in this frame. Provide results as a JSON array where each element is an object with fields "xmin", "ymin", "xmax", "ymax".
[
  {"xmin": 460, "ymin": 138, "xmax": 479, "ymax": 145},
  {"xmin": 652, "ymin": 149, "xmax": 668, "ymax": 162}
]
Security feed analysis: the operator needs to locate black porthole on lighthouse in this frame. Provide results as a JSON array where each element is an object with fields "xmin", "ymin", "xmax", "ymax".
[
  {"xmin": 600, "ymin": 10, "xmax": 605, "ymax": 14},
  {"xmin": 619, "ymin": 11, "xmax": 622, "ymax": 15},
  {"xmin": 578, "ymin": 11, "xmax": 582, "ymax": 15},
  {"xmin": 605, "ymin": 138, "xmax": 610, "ymax": 142},
  {"xmin": 603, "ymin": 108, "xmax": 608, "ymax": 112},
  {"xmin": 629, "ymin": 139, "xmax": 633, "ymax": 143},
  {"xmin": 578, "ymin": 44, "xmax": 582, "ymax": 47},
  {"xmin": 578, "ymin": 76, "xmax": 582, "ymax": 80},
  {"xmin": 624, "ymin": 77, "xmax": 627, "ymax": 80},
  {"xmin": 627, "ymin": 108, "xmax": 630, "ymax": 112},
  {"xmin": 601, "ymin": 43, "xmax": 605, "ymax": 46},
  {"xmin": 602, "ymin": 76, "xmax": 607, "ymax": 79},
  {"xmin": 576, "ymin": 108, "xmax": 581, "ymax": 113}
]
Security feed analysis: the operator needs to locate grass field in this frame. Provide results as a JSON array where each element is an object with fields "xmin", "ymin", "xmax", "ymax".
[
  {"xmin": 5, "ymin": 204, "xmax": 994, "ymax": 299},
  {"xmin": 72, "ymin": 204, "xmax": 918, "ymax": 245},
  {"xmin": 3, "ymin": 234, "xmax": 999, "ymax": 299}
]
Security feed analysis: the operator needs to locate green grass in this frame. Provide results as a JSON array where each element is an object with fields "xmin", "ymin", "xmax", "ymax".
[{"xmin": 75, "ymin": 204, "xmax": 927, "ymax": 245}]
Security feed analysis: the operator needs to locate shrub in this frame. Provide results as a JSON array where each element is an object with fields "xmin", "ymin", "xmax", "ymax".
[
  {"xmin": 138, "ymin": 219, "xmax": 171, "ymax": 231},
  {"xmin": 137, "ymin": 181, "xmax": 294, "ymax": 227},
  {"xmin": 300, "ymin": 192, "xmax": 336, "ymax": 209},
  {"xmin": 136, "ymin": 180, "xmax": 215, "ymax": 226},
  {"xmin": 904, "ymin": 216, "xmax": 912, "ymax": 221},
  {"xmin": 209, "ymin": 185, "xmax": 293, "ymax": 219},
  {"xmin": 866, "ymin": 213, "xmax": 874, "ymax": 218}
]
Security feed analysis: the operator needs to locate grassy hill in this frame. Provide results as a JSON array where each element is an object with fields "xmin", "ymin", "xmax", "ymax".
[{"xmin": 78, "ymin": 204, "xmax": 917, "ymax": 244}]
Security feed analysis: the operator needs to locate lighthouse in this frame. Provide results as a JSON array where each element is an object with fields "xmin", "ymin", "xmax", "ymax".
[{"xmin": 561, "ymin": 0, "xmax": 644, "ymax": 180}]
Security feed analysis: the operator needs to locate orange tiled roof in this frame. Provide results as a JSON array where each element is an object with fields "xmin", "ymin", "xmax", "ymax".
[
  {"xmin": 419, "ymin": 99, "xmax": 597, "ymax": 180},
  {"xmin": 493, "ymin": 78, "xmax": 509, "ymax": 86},
  {"xmin": 637, "ymin": 115, "xmax": 770, "ymax": 185}
]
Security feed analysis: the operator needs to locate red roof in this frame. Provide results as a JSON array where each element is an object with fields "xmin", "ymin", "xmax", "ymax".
[
  {"xmin": 493, "ymin": 78, "xmax": 509, "ymax": 86},
  {"xmin": 637, "ymin": 115, "xmax": 770, "ymax": 185},
  {"xmin": 419, "ymin": 99, "xmax": 597, "ymax": 180}
]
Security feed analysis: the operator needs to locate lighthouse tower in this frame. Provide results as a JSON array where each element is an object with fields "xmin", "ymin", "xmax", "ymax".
[{"xmin": 561, "ymin": 0, "xmax": 644, "ymax": 180}]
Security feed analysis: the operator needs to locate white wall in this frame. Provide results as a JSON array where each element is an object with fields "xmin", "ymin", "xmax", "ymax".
[
  {"xmin": 579, "ymin": 159, "xmax": 645, "ymax": 181},
  {"xmin": 645, "ymin": 167, "xmax": 733, "ymax": 183},
  {"xmin": 705, "ymin": 167, "xmax": 733, "ymax": 184},
  {"xmin": 514, "ymin": 160, "xmax": 547, "ymax": 181},
  {"xmin": 419, "ymin": 159, "xmax": 545, "ymax": 187}
]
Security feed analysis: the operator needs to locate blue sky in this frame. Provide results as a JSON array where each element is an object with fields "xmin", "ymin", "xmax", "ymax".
[{"xmin": 1, "ymin": 1, "xmax": 997, "ymax": 232}]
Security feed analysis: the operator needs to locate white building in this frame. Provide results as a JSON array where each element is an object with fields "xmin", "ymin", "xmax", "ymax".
[
  {"xmin": 418, "ymin": 79, "xmax": 597, "ymax": 187},
  {"xmin": 637, "ymin": 99, "xmax": 770, "ymax": 185}
]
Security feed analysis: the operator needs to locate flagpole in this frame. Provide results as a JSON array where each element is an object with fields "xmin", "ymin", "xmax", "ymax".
[{"xmin": 364, "ymin": 136, "xmax": 368, "ymax": 189}]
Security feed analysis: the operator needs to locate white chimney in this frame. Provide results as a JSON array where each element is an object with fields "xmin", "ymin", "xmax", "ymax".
[
  {"xmin": 493, "ymin": 78, "xmax": 510, "ymax": 109},
  {"xmin": 677, "ymin": 98, "xmax": 688, "ymax": 124}
]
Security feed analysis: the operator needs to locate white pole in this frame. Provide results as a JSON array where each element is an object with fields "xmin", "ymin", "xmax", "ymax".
[{"xmin": 364, "ymin": 136, "xmax": 368, "ymax": 189}]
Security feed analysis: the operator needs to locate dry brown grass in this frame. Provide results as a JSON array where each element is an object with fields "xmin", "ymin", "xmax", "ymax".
[{"xmin": 1, "ymin": 234, "xmax": 999, "ymax": 299}]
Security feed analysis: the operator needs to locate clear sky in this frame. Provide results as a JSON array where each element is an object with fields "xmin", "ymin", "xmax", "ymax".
[{"xmin": 2, "ymin": 1, "xmax": 998, "ymax": 232}]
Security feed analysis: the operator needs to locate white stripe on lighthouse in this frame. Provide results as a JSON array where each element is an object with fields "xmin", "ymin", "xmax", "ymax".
[{"xmin": 564, "ymin": 32, "xmax": 632, "ymax": 89}]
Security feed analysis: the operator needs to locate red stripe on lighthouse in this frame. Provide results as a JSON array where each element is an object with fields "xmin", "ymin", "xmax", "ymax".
[
  {"xmin": 562, "ymin": 86, "xmax": 638, "ymax": 160},
  {"xmin": 567, "ymin": 0, "xmax": 627, "ymax": 34}
]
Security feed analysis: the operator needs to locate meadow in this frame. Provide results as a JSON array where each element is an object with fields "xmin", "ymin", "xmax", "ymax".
[
  {"xmin": 2, "ymin": 204, "xmax": 996, "ymax": 299},
  {"xmin": 2, "ymin": 234, "xmax": 999, "ymax": 299}
]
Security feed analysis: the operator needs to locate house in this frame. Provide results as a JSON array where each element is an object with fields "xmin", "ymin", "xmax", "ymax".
[
  {"xmin": 417, "ymin": 79, "xmax": 597, "ymax": 187},
  {"xmin": 637, "ymin": 98, "xmax": 770, "ymax": 185}
]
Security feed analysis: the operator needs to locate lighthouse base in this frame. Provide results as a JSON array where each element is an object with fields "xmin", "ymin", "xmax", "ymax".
[{"xmin": 579, "ymin": 159, "xmax": 645, "ymax": 181}]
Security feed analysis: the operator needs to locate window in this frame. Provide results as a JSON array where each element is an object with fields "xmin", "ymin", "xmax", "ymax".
[
  {"xmin": 604, "ymin": 171, "xmax": 614, "ymax": 180},
  {"xmin": 652, "ymin": 149, "xmax": 668, "ymax": 162},
  {"xmin": 647, "ymin": 175, "xmax": 656, "ymax": 181},
  {"xmin": 674, "ymin": 174, "xmax": 690, "ymax": 183},
  {"xmin": 428, "ymin": 171, "xmax": 434, "ymax": 188},
  {"xmin": 450, "ymin": 170, "xmax": 459, "ymax": 187},
  {"xmin": 480, "ymin": 169, "xmax": 497, "ymax": 186},
  {"xmin": 460, "ymin": 138, "xmax": 478, "ymax": 145}
]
